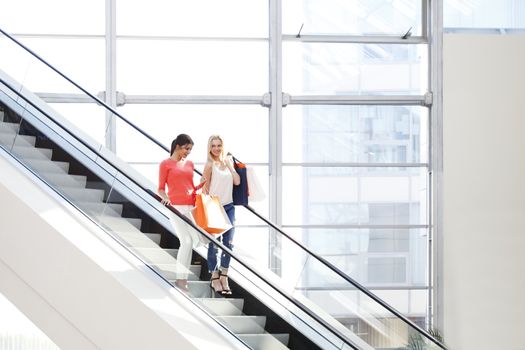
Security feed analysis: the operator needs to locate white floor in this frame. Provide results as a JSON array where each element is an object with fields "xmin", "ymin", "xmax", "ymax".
[{"xmin": 0, "ymin": 293, "xmax": 61, "ymax": 350}]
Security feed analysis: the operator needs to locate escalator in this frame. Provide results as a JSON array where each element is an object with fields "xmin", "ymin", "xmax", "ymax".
[{"xmin": 0, "ymin": 28, "xmax": 446, "ymax": 350}]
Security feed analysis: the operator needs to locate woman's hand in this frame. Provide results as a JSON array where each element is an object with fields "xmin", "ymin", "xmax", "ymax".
[
  {"xmin": 226, "ymin": 155, "xmax": 235, "ymax": 170},
  {"xmin": 158, "ymin": 190, "xmax": 171, "ymax": 206},
  {"xmin": 227, "ymin": 155, "xmax": 241, "ymax": 185}
]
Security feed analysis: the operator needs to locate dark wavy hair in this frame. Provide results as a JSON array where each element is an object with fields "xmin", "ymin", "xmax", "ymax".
[{"xmin": 170, "ymin": 134, "xmax": 194, "ymax": 155}]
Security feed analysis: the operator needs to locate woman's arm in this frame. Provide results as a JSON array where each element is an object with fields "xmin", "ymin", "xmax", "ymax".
[
  {"xmin": 202, "ymin": 161, "xmax": 213, "ymax": 194},
  {"xmin": 226, "ymin": 156, "xmax": 241, "ymax": 186},
  {"xmin": 158, "ymin": 161, "xmax": 171, "ymax": 205}
]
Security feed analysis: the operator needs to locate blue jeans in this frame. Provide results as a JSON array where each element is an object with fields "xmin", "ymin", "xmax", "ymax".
[{"xmin": 207, "ymin": 203, "xmax": 235, "ymax": 272}]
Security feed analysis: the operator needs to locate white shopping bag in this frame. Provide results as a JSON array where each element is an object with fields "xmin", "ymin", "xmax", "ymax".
[{"xmin": 246, "ymin": 167, "xmax": 266, "ymax": 202}]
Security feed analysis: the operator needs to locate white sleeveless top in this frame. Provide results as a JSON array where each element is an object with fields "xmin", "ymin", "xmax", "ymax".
[{"xmin": 209, "ymin": 162, "xmax": 233, "ymax": 205}]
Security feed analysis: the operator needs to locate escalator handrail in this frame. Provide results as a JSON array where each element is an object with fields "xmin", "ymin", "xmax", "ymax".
[
  {"xmin": 0, "ymin": 28, "xmax": 446, "ymax": 349},
  {"xmin": 0, "ymin": 77, "xmax": 359, "ymax": 350}
]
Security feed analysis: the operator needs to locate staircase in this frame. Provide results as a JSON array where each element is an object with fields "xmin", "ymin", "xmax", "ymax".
[{"xmin": 0, "ymin": 107, "xmax": 297, "ymax": 350}]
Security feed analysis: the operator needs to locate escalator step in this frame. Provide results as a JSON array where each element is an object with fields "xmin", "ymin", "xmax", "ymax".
[
  {"xmin": 217, "ymin": 315, "xmax": 266, "ymax": 334},
  {"xmin": 239, "ymin": 333, "xmax": 290, "ymax": 350},
  {"xmin": 195, "ymin": 298, "xmax": 244, "ymax": 316}
]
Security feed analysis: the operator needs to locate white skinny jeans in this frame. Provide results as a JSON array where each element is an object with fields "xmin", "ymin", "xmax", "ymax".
[{"xmin": 168, "ymin": 205, "xmax": 200, "ymax": 280}]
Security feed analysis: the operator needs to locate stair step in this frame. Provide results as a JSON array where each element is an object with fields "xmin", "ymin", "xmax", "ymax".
[
  {"xmin": 22, "ymin": 158, "xmax": 69, "ymax": 174},
  {"xmin": 155, "ymin": 248, "xmax": 202, "ymax": 276},
  {"xmin": 60, "ymin": 187, "xmax": 105, "ymax": 202},
  {"xmin": 187, "ymin": 281, "xmax": 212, "ymax": 298},
  {"xmin": 152, "ymin": 263, "xmax": 201, "ymax": 281},
  {"xmin": 272, "ymin": 333, "xmax": 290, "ymax": 346},
  {"xmin": 196, "ymin": 298, "xmax": 244, "ymax": 316},
  {"xmin": 239, "ymin": 334, "xmax": 289, "ymax": 350},
  {"xmin": 112, "ymin": 232, "xmax": 161, "ymax": 249},
  {"xmin": 131, "ymin": 247, "xmax": 178, "ymax": 264},
  {"xmin": 0, "ymin": 133, "xmax": 36, "ymax": 148},
  {"xmin": 145, "ymin": 233, "xmax": 161, "ymax": 245},
  {"xmin": 77, "ymin": 202, "xmax": 123, "ymax": 217},
  {"xmin": 123, "ymin": 217, "xmax": 142, "ymax": 230},
  {"xmin": 163, "ymin": 248, "xmax": 178, "ymax": 257},
  {"xmin": 10, "ymin": 145, "xmax": 53, "ymax": 160},
  {"xmin": 119, "ymin": 233, "xmax": 161, "ymax": 248},
  {"xmin": 95, "ymin": 215, "xmax": 142, "ymax": 233},
  {"xmin": 40, "ymin": 172, "xmax": 87, "ymax": 188},
  {"xmin": 217, "ymin": 315, "xmax": 266, "ymax": 334},
  {"xmin": 0, "ymin": 121, "xmax": 19, "ymax": 134}
]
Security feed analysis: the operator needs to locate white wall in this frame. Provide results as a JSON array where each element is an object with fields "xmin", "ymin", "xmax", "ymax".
[{"xmin": 442, "ymin": 34, "xmax": 525, "ymax": 350}]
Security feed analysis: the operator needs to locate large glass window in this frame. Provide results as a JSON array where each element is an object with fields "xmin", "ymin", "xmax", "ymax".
[
  {"xmin": 283, "ymin": 43, "xmax": 427, "ymax": 95},
  {"xmin": 287, "ymin": 227, "xmax": 427, "ymax": 284},
  {"xmin": 117, "ymin": 104, "xmax": 268, "ymax": 164},
  {"xmin": 444, "ymin": 0, "xmax": 525, "ymax": 29},
  {"xmin": 0, "ymin": 0, "xmax": 436, "ymax": 330},
  {"xmin": 117, "ymin": 40, "xmax": 268, "ymax": 95},
  {"xmin": 0, "ymin": 0, "xmax": 104, "ymax": 35},
  {"xmin": 283, "ymin": 0, "xmax": 423, "ymax": 36},
  {"xmin": 279, "ymin": 1, "xmax": 431, "ymax": 323},
  {"xmin": 50, "ymin": 104, "xmax": 107, "ymax": 145},
  {"xmin": 282, "ymin": 166, "xmax": 428, "ymax": 226},
  {"xmin": 0, "ymin": 37, "xmax": 104, "ymax": 94},
  {"xmin": 283, "ymin": 105, "xmax": 428, "ymax": 163},
  {"xmin": 117, "ymin": 0, "xmax": 268, "ymax": 38}
]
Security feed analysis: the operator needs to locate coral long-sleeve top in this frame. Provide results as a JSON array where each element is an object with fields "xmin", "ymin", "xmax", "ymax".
[{"xmin": 158, "ymin": 158, "xmax": 197, "ymax": 205}]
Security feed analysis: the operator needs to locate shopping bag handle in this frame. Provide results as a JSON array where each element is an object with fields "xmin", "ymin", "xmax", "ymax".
[{"xmin": 228, "ymin": 152, "xmax": 246, "ymax": 168}]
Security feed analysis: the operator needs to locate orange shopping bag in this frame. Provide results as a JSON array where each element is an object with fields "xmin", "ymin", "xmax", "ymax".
[{"xmin": 193, "ymin": 194, "xmax": 232, "ymax": 234}]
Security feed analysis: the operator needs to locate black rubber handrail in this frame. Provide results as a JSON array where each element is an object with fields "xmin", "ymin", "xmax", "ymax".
[
  {"xmin": 0, "ymin": 77, "xmax": 358, "ymax": 350},
  {"xmin": 0, "ymin": 28, "xmax": 446, "ymax": 349}
]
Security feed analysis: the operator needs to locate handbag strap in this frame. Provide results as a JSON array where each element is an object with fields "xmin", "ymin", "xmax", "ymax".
[{"xmin": 231, "ymin": 155, "xmax": 246, "ymax": 169}]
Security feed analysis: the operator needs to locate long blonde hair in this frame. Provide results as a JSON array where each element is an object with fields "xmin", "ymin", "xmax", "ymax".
[{"xmin": 207, "ymin": 135, "xmax": 225, "ymax": 163}]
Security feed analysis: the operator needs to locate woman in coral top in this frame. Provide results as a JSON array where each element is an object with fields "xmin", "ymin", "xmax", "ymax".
[{"xmin": 158, "ymin": 134, "xmax": 203, "ymax": 292}]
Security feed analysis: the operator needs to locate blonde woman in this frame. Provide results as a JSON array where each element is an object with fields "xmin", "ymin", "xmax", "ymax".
[{"xmin": 202, "ymin": 135, "xmax": 240, "ymax": 295}]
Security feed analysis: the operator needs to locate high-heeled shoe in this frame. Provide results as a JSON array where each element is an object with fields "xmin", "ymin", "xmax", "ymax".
[
  {"xmin": 219, "ymin": 271, "xmax": 232, "ymax": 295},
  {"xmin": 210, "ymin": 275, "xmax": 223, "ymax": 295}
]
